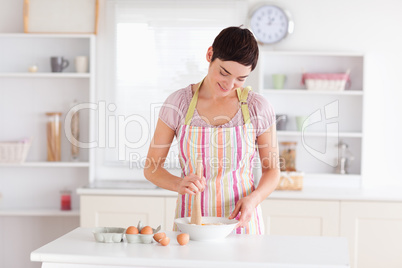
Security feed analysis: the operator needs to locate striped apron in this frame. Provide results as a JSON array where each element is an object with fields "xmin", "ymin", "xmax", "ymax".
[{"xmin": 173, "ymin": 81, "xmax": 264, "ymax": 234}]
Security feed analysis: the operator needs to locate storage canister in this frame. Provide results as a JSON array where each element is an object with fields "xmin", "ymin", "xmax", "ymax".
[
  {"xmin": 70, "ymin": 100, "xmax": 80, "ymax": 161},
  {"xmin": 279, "ymin": 141, "xmax": 297, "ymax": 171},
  {"xmin": 46, "ymin": 112, "xmax": 62, "ymax": 161}
]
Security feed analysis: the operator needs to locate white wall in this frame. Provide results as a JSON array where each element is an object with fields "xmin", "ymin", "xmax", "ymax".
[{"xmin": 1, "ymin": 0, "xmax": 402, "ymax": 189}]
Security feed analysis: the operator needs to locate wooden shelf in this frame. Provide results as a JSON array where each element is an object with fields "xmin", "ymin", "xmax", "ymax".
[
  {"xmin": 277, "ymin": 131, "xmax": 363, "ymax": 138},
  {"xmin": 0, "ymin": 162, "xmax": 90, "ymax": 167},
  {"xmin": 0, "ymin": 72, "xmax": 90, "ymax": 78},
  {"xmin": 263, "ymin": 89, "xmax": 363, "ymax": 96},
  {"xmin": 0, "ymin": 209, "xmax": 80, "ymax": 216}
]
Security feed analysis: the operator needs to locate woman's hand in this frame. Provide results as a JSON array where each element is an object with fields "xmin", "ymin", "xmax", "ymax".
[
  {"xmin": 228, "ymin": 195, "xmax": 258, "ymax": 228},
  {"xmin": 177, "ymin": 174, "xmax": 206, "ymax": 195}
]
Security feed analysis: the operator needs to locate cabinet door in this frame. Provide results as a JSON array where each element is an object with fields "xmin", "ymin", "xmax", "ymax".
[
  {"xmin": 260, "ymin": 199, "xmax": 340, "ymax": 236},
  {"xmin": 80, "ymin": 196, "xmax": 165, "ymax": 228},
  {"xmin": 164, "ymin": 197, "xmax": 177, "ymax": 231},
  {"xmin": 340, "ymin": 201, "xmax": 402, "ymax": 268}
]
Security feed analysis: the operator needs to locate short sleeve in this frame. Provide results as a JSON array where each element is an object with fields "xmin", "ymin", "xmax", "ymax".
[
  {"xmin": 158, "ymin": 87, "xmax": 189, "ymax": 132},
  {"xmin": 248, "ymin": 92, "xmax": 276, "ymax": 137}
]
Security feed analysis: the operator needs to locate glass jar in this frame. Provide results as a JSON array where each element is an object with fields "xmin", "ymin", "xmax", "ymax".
[
  {"xmin": 279, "ymin": 141, "xmax": 297, "ymax": 171},
  {"xmin": 60, "ymin": 190, "xmax": 71, "ymax": 211},
  {"xmin": 70, "ymin": 100, "xmax": 80, "ymax": 161},
  {"xmin": 46, "ymin": 112, "xmax": 62, "ymax": 161}
]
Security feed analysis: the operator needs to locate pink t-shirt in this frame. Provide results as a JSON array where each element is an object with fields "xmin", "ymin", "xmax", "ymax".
[{"xmin": 159, "ymin": 85, "xmax": 275, "ymax": 137}]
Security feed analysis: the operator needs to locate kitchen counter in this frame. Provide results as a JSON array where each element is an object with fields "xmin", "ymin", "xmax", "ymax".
[
  {"xmin": 77, "ymin": 182, "xmax": 402, "ymax": 202},
  {"xmin": 31, "ymin": 227, "xmax": 350, "ymax": 268}
]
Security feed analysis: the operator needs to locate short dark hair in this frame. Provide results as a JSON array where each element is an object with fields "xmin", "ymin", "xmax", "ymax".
[{"xmin": 211, "ymin": 26, "xmax": 259, "ymax": 71}]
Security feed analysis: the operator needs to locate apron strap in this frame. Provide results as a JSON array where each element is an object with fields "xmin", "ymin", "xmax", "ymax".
[
  {"xmin": 184, "ymin": 80, "xmax": 203, "ymax": 125},
  {"xmin": 236, "ymin": 86, "xmax": 252, "ymax": 124},
  {"xmin": 184, "ymin": 79, "xmax": 252, "ymax": 125}
]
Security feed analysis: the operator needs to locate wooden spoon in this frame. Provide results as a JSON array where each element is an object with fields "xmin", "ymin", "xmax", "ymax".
[{"xmin": 190, "ymin": 156, "xmax": 203, "ymax": 225}]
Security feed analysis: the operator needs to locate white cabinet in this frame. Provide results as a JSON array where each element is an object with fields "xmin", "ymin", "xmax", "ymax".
[
  {"xmin": 340, "ymin": 201, "xmax": 402, "ymax": 268},
  {"xmin": 80, "ymin": 195, "xmax": 167, "ymax": 230},
  {"xmin": 165, "ymin": 196, "xmax": 177, "ymax": 231},
  {"xmin": 257, "ymin": 51, "xmax": 364, "ymax": 186},
  {"xmin": 260, "ymin": 199, "xmax": 339, "ymax": 236},
  {"xmin": 262, "ymin": 199, "xmax": 402, "ymax": 268}
]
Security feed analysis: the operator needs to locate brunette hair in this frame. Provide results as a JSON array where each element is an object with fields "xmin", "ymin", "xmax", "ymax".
[{"xmin": 211, "ymin": 26, "xmax": 259, "ymax": 71}]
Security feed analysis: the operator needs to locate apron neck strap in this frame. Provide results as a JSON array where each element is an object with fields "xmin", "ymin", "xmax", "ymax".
[
  {"xmin": 184, "ymin": 78, "xmax": 252, "ymax": 125},
  {"xmin": 236, "ymin": 86, "xmax": 252, "ymax": 124},
  {"xmin": 184, "ymin": 79, "xmax": 203, "ymax": 125}
]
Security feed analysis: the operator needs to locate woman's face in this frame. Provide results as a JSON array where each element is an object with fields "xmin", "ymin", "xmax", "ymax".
[{"xmin": 206, "ymin": 47, "xmax": 252, "ymax": 97}]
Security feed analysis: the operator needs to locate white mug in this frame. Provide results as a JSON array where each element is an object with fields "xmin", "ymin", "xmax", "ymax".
[{"xmin": 75, "ymin": 56, "xmax": 89, "ymax": 73}]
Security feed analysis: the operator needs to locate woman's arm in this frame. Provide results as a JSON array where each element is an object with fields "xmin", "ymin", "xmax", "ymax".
[
  {"xmin": 229, "ymin": 124, "xmax": 280, "ymax": 227},
  {"xmin": 144, "ymin": 119, "xmax": 205, "ymax": 195}
]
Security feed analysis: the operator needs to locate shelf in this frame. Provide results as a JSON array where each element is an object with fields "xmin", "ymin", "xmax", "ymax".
[
  {"xmin": 0, "ymin": 162, "xmax": 90, "ymax": 167},
  {"xmin": 0, "ymin": 209, "xmax": 80, "ymax": 216},
  {"xmin": 0, "ymin": 33, "xmax": 94, "ymax": 39},
  {"xmin": 260, "ymin": 50, "xmax": 364, "ymax": 57},
  {"xmin": 0, "ymin": 72, "xmax": 90, "ymax": 78},
  {"xmin": 303, "ymin": 173, "xmax": 362, "ymax": 188},
  {"xmin": 304, "ymin": 173, "xmax": 361, "ymax": 179},
  {"xmin": 263, "ymin": 89, "xmax": 363, "ymax": 96},
  {"xmin": 277, "ymin": 131, "xmax": 363, "ymax": 138}
]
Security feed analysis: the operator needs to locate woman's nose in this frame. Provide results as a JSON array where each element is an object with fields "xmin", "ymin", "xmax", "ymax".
[{"xmin": 225, "ymin": 77, "xmax": 235, "ymax": 90}]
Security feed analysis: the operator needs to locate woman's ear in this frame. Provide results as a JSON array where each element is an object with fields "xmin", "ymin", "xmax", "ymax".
[{"xmin": 206, "ymin": 46, "xmax": 213, "ymax": 62}]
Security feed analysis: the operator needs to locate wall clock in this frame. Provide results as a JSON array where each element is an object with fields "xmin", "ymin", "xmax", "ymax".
[{"xmin": 248, "ymin": 4, "xmax": 294, "ymax": 45}]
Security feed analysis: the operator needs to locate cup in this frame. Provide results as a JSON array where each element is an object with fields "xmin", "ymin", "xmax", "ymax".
[
  {"xmin": 75, "ymin": 56, "xmax": 89, "ymax": 73},
  {"xmin": 296, "ymin": 116, "xmax": 309, "ymax": 131},
  {"xmin": 272, "ymin": 74, "xmax": 286, "ymax": 89},
  {"xmin": 51, "ymin": 57, "xmax": 69, "ymax": 72},
  {"xmin": 276, "ymin": 114, "xmax": 287, "ymax": 130}
]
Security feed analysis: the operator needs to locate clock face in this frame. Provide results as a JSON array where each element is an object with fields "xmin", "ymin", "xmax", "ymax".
[{"xmin": 249, "ymin": 5, "xmax": 291, "ymax": 44}]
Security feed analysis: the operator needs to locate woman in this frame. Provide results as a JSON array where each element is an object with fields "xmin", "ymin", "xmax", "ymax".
[{"xmin": 144, "ymin": 26, "xmax": 280, "ymax": 234}]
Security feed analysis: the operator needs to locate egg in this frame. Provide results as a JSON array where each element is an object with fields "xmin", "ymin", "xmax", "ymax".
[
  {"xmin": 176, "ymin": 233, "xmax": 189, "ymax": 245},
  {"xmin": 153, "ymin": 232, "xmax": 166, "ymax": 242},
  {"xmin": 140, "ymin": 226, "xmax": 153, "ymax": 234},
  {"xmin": 126, "ymin": 226, "xmax": 139, "ymax": 234},
  {"xmin": 159, "ymin": 237, "xmax": 170, "ymax": 246}
]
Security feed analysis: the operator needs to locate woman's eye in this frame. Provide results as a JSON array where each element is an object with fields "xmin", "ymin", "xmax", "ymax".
[
  {"xmin": 220, "ymin": 71, "xmax": 228, "ymax": 76},
  {"xmin": 238, "ymin": 78, "xmax": 245, "ymax": 82}
]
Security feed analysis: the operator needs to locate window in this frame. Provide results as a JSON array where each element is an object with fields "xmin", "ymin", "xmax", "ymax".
[{"xmin": 95, "ymin": 0, "xmax": 247, "ymax": 181}]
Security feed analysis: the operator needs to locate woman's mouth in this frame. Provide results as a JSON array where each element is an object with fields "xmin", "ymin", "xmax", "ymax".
[{"xmin": 218, "ymin": 83, "xmax": 228, "ymax": 92}]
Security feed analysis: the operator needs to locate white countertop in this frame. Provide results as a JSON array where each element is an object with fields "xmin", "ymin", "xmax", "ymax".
[
  {"xmin": 77, "ymin": 184, "xmax": 402, "ymax": 202},
  {"xmin": 31, "ymin": 227, "xmax": 350, "ymax": 268}
]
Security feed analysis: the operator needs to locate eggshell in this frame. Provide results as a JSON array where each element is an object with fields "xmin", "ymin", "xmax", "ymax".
[
  {"xmin": 153, "ymin": 232, "xmax": 166, "ymax": 242},
  {"xmin": 159, "ymin": 237, "xmax": 170, "ymax": 246},
  {"xmin": 140, "ymin": 226, "xmax": 153, "ymax": 234},
  {"xmin": 126, "ymin": 226, "xmax": 139, "ymax": 234},
  {"xmin": 177, "ymin": 233, "xmax": 189, "ymax": 245}
]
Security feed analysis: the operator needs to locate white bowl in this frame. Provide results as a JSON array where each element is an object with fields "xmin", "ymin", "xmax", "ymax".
[
  {"xmin": 174, "ymin": 217, "xmax": 238, "ymax": 241},
  {"xmin": 93, "ymin": 227, "xmax": 125, "ymax": 243}
]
